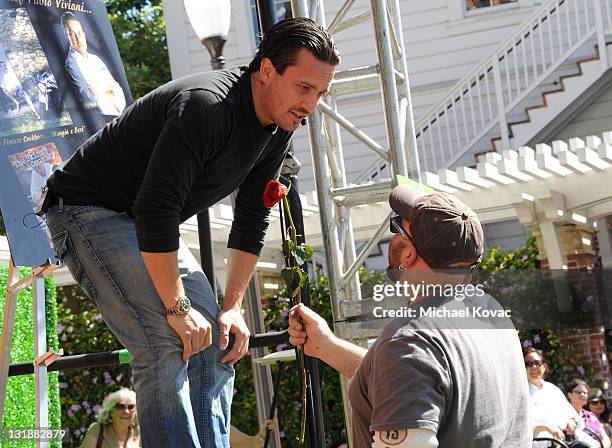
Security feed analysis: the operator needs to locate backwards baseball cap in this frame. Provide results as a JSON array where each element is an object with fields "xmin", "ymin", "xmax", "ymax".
[{"xmin": 389, "ymin": 185, "xmax": 484, "ymax": 270}]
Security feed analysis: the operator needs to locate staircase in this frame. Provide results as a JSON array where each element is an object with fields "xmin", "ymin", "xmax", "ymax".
[
  {"xmin": 356, "ymin": 0, "xmax": 612, "ymax": 183},
  {"xmin": 492, "ymin": 46, "xmax": 612, "ymax": 151}
]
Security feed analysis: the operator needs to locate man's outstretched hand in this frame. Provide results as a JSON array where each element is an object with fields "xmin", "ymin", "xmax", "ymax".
[
  {"xmin": 288, "ymin": 303, "xmax": 334, "ymax": 358},
  {"xmin": 219, "ymin": 309, "xmax": 250, "ymax": 366}
]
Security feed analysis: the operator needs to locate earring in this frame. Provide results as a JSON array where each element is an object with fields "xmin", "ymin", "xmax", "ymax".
[{"xmin": 398, "ymin": 265, "xmax": 406, "ymax": 271}]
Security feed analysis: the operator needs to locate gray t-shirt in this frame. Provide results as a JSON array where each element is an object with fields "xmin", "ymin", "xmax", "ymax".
[{"xmin": 348, "ymin": 295, "xmax": 531, "ymax": 447}]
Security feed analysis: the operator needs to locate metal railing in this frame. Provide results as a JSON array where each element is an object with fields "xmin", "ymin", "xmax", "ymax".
[{"xmin": 356, "ymin": 0, "xmax": 612, "ymax": 182}]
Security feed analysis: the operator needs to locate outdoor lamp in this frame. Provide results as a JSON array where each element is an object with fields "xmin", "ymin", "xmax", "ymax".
[{"xmin": 184, "ymin": 0, "xmax": 232, "ymax": 69}]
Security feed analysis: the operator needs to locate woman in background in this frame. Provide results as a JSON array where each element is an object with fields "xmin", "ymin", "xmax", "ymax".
[
  {"xmin": 566, "ymin": 378, "xmax": 610, "ymax": 448},
  {"xmin": 587, "ymin": 388, "xmax": 612, "ymax": 438},
  {"xmin": 525, "ymin": 348, "xmax": 587, "ymax": 447},
  {"xmin": 81, "ymin": 388, "xmax": 140, "ymax": 448}
]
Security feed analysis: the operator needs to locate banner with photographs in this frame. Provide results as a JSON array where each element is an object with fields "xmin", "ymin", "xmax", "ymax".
[{"xmin": 0, "ymin": 0, "xmax": 132, "ymax": 267}]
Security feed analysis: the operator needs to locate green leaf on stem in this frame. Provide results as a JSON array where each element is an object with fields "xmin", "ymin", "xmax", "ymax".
[
  {"xmin": 281, "ymin": 268, "xmax": 300, "ymax": 297},
  {"xmin": 282, "ymin": 239, "xmax": 295, "ymax": 258},
  {"xmin": 293, "ymin": 243, "xmax": 314, "ymax": 266}
]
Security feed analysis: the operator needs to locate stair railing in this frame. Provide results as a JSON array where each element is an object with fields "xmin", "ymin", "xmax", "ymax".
[{"xmin": 355, "ymin": 0, "xmax": 612, "ymax": 183}]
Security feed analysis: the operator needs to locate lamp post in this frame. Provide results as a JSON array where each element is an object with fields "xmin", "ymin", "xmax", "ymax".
[
  {"xmin": 183, "ymin": 0, "xmax": 232, "ymax": 296},
  {"xmin": 184, "ymin": 0, "xmax": 231, "ymax": 70}
]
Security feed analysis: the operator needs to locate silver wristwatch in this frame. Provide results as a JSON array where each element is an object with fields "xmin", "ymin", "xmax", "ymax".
[{"xmin": 165, "ymin": 296, "xmax": 191, "ymax": 316}]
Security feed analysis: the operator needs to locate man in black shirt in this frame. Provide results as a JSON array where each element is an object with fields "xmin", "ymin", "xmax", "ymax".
[{"xmin": 44, "ymin": 18, "xmax": 338, "ymax": 447}]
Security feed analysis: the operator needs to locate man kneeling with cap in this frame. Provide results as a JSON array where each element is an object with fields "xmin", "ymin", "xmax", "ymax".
[{"xmin": 288, "ymin": 186, "xmax": 531, "ymax": 447}]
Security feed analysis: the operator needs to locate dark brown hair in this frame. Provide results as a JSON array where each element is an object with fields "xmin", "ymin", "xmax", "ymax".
[
  {"xmin": 248, "ymin": 17, "xmax": 339, "ymax": 75},
  {"xmin": 523, "ymin": 346, "xmax": 544, "ymax": 359},
  {"xmin": 565, "ymin": 378, "xmax": 588, "ymax": 395}
]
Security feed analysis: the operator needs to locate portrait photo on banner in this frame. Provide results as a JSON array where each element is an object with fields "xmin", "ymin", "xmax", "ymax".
[{"xmin": 0, "ymin": 0, "xmax": 131, "ymax": 267}]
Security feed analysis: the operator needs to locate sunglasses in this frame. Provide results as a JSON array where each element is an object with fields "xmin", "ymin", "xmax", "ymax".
[
  {"xmin": 389, "ymin": 216, "xmax": 414, "ymax": 244},
  {"xmin": 115, "ymin": 403, "xmax": 136, "ymax": 411},
  {"xmin": 525, "ymin": 359, "xmax": 544, "ymax": 368},
  {"xmin": 572, "ymin": 389, "xmax": 588, "ymax": 396}
]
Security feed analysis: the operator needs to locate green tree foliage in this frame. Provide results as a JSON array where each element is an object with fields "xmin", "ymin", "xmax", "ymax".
[
  {"xmin": 105, "ymin": 0, "xmax": 171, "ymax": 99},
  {"xmin": 0, "ymin": 266, "xmax": 61, "ymax": 448}
]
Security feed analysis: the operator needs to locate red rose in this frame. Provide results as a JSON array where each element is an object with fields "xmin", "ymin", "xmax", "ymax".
[{"xmin": 262, "ymin": 179, "xmax": 288, "ymax": 208}]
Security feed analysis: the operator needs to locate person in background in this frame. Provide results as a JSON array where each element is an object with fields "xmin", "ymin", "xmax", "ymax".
[
  {"xmin": 230, "ymin": 419, "xmax": 276, "ymax": 448},
  {"xmin": 587, "ymin": 388, "xmax": 612, "ymax": 438},
  {"xmin": 525, "ymin": 348, "xmax": 590, "ymax": 447},
  {"xmin": 565, "ymin": 379, "xmax": 611, "ymax": 448},
  {"xmin": 81, "ymin": 388, "xmax": 140, "ymax": 448}
]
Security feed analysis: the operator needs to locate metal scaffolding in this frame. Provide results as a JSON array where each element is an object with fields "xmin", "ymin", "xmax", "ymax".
[{"xmin": 290, "ymin": 0, "xmax": 420, "ymax": 442}]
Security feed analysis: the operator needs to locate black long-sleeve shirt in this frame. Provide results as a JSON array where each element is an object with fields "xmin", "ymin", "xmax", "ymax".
[{"xmin": 48, "ymin": 67, "xmax": 292, "ymax": 255}]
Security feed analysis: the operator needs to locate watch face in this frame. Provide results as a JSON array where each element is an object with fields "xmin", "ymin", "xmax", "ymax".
[{"xmin": 179, "ymin": 297, "xmax": 190, "ymax": 313}]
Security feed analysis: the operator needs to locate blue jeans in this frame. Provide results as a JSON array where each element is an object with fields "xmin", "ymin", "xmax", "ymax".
[{"xmin": 46, "ymin": 204, "xmax": 234, "ymax": 447}]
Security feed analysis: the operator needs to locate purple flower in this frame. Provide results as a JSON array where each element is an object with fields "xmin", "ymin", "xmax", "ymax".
[
  {"xmin": 82, "ymin": 401, "xmax": 90, "ymax": 408},
  {"xmin": 93, "ymin": 405, "xmax": 102, "ymax": 414},
  {"xmin": 522, "ymin": 339, "xmax": 533, "ymax": 348},
  {"xmin": 60, "ymin": 334, "xmax": 67, "ymax": 342},
  {"xmin": 103, "ymin": 371, "xmax": 115, "ymax": 385},
  {"xmin": 577, "ymin": 365, "xmax": 586, "ymax": 376},
  {"xmin": 275, "ymin": 343, "xmax": 288, "ymax": 352},
  {"xmin": 533, "ymin": 334, "xmax": 541, "ymax": 344},
  {"xmin": 70, "ymin": 403, "xmax": 81, "ymax": 412},
  {"xmin": 86, "ymin": 408, "xmax": 92, "ymax": 416},
  {"xmin": 67, "ymin": 409, "xmax": 74, "ymax": 418},
  {"xmin": 57, "ymin": 323, "xmax": 65, "ymax": 334},
  {"xmin": 59, "ymin": 382, "xmax": 68, "ymax": 389},
  {"xmin": 279, "ymin": 431, "xmax": 285, "ymax": 438},
  {"xmin": 233, "ymin": 387, "xmax": 238, "ymax": 397},
  {"xmin": 80, "ymin": 427, "xmax": 86, "ymax": 433}
]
